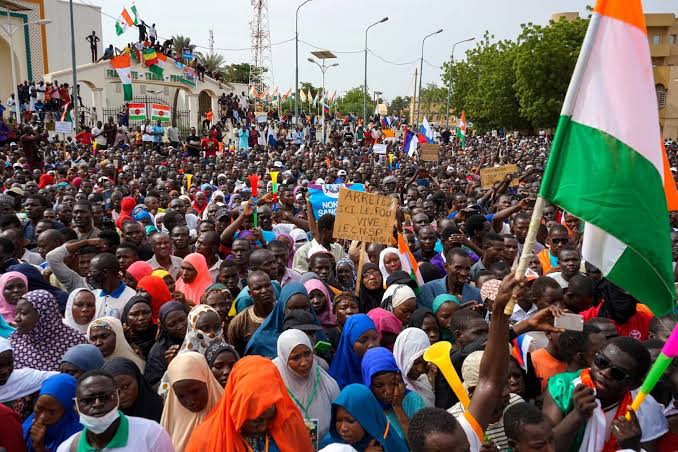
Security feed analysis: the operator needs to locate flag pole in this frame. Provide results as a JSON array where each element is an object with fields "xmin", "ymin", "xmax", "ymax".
[{"xmin": 503, "ymin": 12, "xmax": 601, "ymax": 315}]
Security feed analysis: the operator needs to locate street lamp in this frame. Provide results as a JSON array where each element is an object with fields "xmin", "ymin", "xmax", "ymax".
[
  {"xmin": 416, "ymin": 28, "xmax": 443, "ymax": 127},
  {"xmin": 445, "ymin": 37, "xmax": 475, "ymax": 130},
  {"xmin": 364, "ymin": 17, "xmax": 388, "ymax": 125},
  {"xmin": 308, "ymin": 52, "xmax": 338, "ymax": 144},
  {"xmin": 1, "ymin": 12, "xmax": 52, "ymax": 126},
  {"xmin": 295, "ymin": 0, "xmax": 313, "ymax": 126}
]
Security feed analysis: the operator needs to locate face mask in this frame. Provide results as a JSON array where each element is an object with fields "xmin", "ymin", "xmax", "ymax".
[{"xmin": 76, "ymin": 394, "xmax": 120, "ymax": 434}]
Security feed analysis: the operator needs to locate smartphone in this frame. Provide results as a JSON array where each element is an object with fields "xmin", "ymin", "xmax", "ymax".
[
  {"xmin": 314, "ymin": 340, "xmax": 331, "ymax": 355},
  {"xmin": 554, "ymin": 313, "xmax": 584, "ymax": 331}
]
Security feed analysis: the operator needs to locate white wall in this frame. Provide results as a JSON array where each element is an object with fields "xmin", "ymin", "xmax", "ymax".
[
  {"xmin": 43, "ymin": 0, "xmax": 102, "ymax": 73},
  {"xmin": 0, "ymin": 17, "xmax": 29, "ymax": 105}
]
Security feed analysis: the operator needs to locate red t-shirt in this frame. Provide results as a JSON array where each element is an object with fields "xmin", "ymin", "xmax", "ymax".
[
  {"xmin": 201, "ymin": 137, "xmax": 218, "ymax": 157},
  {"xmin": 580, "ymin": 303, "xmax": 654, "ymax": 340},
  {"xmin": 76, "ymin": 131, "xmax": 92, "ymax": 144}
]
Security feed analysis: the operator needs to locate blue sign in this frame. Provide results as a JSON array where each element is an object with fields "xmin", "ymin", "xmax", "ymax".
[
  {"xmin": 309, "ymin": 183, "xmax": 365, "ymax": 219},
  {"xmin": 182, "ymin": 49, "xmax": 193, "ymax": 61}
]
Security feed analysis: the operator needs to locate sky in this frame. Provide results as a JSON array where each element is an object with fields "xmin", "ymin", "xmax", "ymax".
[{"xmin": 85, "ymin": 0, "xmax": 675, "ymax": 101}]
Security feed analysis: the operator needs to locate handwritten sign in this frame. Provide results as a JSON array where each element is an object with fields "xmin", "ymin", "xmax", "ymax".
[
  {"xmin": 420, "ymin": 143, "xmax": 440, "ymax": 161},
  {"xmin": 55, "ymin": 121, "xmax": 73, "ymax": 134},
  {"xmin": 479, "ymin": 164, "xmax": 519, "ymax": 189},
  {"xmin": 333, "ymin": 188, "xmax": 398, "ymax": 245},
  {"xmin": 373, "ymin": 143, "xmax": 387, "ymax": 155}
]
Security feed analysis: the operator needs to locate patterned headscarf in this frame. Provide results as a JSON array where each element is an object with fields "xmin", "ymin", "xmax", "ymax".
[
  {"xmin": 179, "ymin": 304, "xmax": 223, "ymax": 355},
  {"xmin": 9, "ymin": 290, "xmax": 87, "ymax": 371}
]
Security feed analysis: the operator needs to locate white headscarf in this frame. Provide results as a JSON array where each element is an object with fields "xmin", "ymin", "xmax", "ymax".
[
  {"xmin": 290, "ymin": 228, "xmax": 309, "ymax": 252},
  {"xmin": 0, "ymin": 337, "xmax": 58, "ymax": 403},
  {"xmin": 393, "ymin": 328, "xmax": 434, "ymax": 406},
  {"xmin": 64, "ymin": 288, "xmax": 96, "ymax": 333},
  {"xmin": 382, "ymin": 284, "xmax": 417, "ymax": 310},
  {"xmin": 273, "ymin": 329, "xmax": 340, "ymax": 439},
  {"xmin": 378, "ymin": 247, "xmax": 412, "ymax": 282}
]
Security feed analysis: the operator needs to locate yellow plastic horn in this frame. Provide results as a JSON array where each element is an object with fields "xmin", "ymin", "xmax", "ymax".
[
  {"xmin": 423, "ymin": 341, "xmax": 471, "ymax": 409},
  {"xmin": 185, "ymin": 174, "xmax": 193, "ymax": 193},
  {"xmin": 269, "ymin": 171, "xmax": 280, "ymax": 184}
]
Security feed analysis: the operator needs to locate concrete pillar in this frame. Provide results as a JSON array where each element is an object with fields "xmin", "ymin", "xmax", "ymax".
[
  {"xmin": 91, "ymin": 88, "xmax": 103, "ymax": 123},
  {"xmin": 187, "ymin": 94, "xmax": 199, "ymax": 129},
  {"xmin": 210, "ymin": 95, "xmax": 219, "ymax": 122}
]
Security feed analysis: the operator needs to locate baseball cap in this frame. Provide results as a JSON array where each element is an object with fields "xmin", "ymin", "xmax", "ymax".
[
  {"xmin": 283, "ymin": 310, "xmax": 322, "ymax": 332},
  {"xmin": 337, "ymin": 169, "xmax": 347, "ymax": 177},
  {"xmin": 383, "ymin": 175, "xmax": 396, "ymax": 184}
]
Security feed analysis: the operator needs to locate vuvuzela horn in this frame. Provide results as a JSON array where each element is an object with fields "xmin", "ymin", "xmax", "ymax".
[{"xmin": 423, "ymin": 341, "xmax": 470, "ymax": 409}]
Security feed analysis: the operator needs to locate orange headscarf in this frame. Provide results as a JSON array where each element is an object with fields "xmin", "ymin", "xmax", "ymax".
[
  {"xmin": 185, "ymin": 355, "xmax": 313, "ymax": 452},
  {"xmin": 174, "ymin": 253, "xmax": 213, "ymax": 305}
]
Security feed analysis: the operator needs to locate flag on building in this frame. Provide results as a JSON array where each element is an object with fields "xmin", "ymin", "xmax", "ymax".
[
  {"xmin": 115, "ymin": 7, "xmax": 134, "ymax": 36},
  {"xmin": 402, "ymin": 127, "xmax": 418, "ymax": 158},
  {"xmin": 110, "ymin": 54, "xmax": 133, "ymax": 101},
  {"xmin": 61, "ymin": 101, "xmax": 72, "ymax": 122},
  {"xmin": 149, "ymin": 53, "xmax": 166, "ymax": 78},
  {"xmin": 151, "ymin": 104, "xmax": 171, "ymax": 122},
  {"xmin": 128, "ymin": 103, "xmax": 146, "ymax": 120},
  {"xmin": 397, "ymin": 234, "xmax": 424, "ymax": 287},
  {"xmin": 130, "ymin": 48, "xmax": 141, "ymax": 65},
  {"xmin": 130, "ymin": 4, "xmax": 139, "ymax": 25},
  {"xmin": 457, "ymin": 111, "xmax": 466, "ymax": 147},
  {"xmin": 419, "ymin": 117, "xmax": 434, "ymax": 143},
  {"xmin": 142, "ymin": 48, "xmax": 158, "ymax": 66},
  {"xmin": 539, "ymin": 0, "xmax": 678, "ymax": 315}
]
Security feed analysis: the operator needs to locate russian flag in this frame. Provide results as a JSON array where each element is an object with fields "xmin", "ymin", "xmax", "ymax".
[
  {"xmin": 511, "ymin": 333, "xmax": 534, "ymax": 372},
  {"xmin": 419, "ymin": 117, "xmax": 434, "ymax": 143},
  {"xmin": 381, "ymin": 116, "xmax": 391, "ymax": 129},
  {"xmin": 402, "ymin": 127, "xmax": 417, "ymax": 157}
]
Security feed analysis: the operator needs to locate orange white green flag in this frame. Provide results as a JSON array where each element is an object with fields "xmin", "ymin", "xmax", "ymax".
[
  {"xmin": 151, "ymin": 104, "xmax": 170, "ymax": 122},
  {"xmin": 115, "ymin": 7, "xmax": 134, "ymax": 36},
  {"xmin": 540, "ymin": 0, "xmax": 678, "ymax": 315},
  {"xmin": 110, "ymin": 54, "xmax": 133, "ymax": 101}
]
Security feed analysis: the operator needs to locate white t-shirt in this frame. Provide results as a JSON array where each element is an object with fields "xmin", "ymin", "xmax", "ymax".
[
  {"xmin": 143, "ymin": 125, "xmax": 154, "ymax": 142},
  {"xmin": 92, "ymin": 127, "xmax": 106, "ymax": 146},
  {"xmin": 57, "ymin": 415, "xmax": 175, "ymax": 452},
  {"xmin": 95, "ymin": 284, "xmax": 137, "ymax": 320}
]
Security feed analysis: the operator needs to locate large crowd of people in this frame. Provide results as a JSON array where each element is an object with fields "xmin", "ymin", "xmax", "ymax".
[{"xmin": 0, "ymin": 97, "xmax": 677, "ymax": 452}]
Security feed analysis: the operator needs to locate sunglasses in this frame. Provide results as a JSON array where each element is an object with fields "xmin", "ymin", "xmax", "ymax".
[{"xmin": 593, "ymin": 353, "xmax": 631, "ymax": 381}]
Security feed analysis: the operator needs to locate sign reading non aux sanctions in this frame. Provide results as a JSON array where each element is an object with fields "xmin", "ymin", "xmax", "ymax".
[{"xmin": 333, "ymin": 188, "xmax": 398, "ymax": 245}]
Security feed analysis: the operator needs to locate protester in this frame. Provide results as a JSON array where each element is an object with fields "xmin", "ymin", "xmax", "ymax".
[{"xmin": 59, "ymin": 343, "xmax": 104, "ymax": 378}]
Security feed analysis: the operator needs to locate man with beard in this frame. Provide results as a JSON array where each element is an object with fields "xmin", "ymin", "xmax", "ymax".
[
  {"xmin": 417, "ymin": 248, "xmax": 481, "ymax": 310},
  {"xmin": 266, "ymin": 239, "xmax": 301, "ymax": 287},
  {"xmin": 73, "ymin": 200, "xmax": 100, "ymax": 240},
  {"xmin": 227, "ymin": 270, "xmax": 275, "ymax": 355}
]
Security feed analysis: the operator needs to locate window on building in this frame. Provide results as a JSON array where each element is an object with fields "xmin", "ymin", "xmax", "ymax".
[
  {"xmin": 656, "ymin": 84, "xmax": 667, "ymax": 109},
  {"xmin": 653, "ymin": 35, "xmax": 661, "ymax": 45},
  {"xmin": 670, "ymin": 34, "xmax": 677, "ymax": 45}
]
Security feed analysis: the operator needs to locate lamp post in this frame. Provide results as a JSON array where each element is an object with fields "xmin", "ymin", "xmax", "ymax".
[
  {"xmin": 68, "ymin": 0, "xmax": 78, "ymax": 133},
  {"xmin": 308, "ymin": 56, "xmax": 338, "ymax": 144},
  {"xmin": 295, "ymin": 0, "xmax": 313, "ymax": 126},
  {"xmin": 416, "ymin": 28, "xmax": 443, "ymax": 127},
  {"xmin": 445, "ymin": 37, "xmax": 474, "ymax": 130},
  {"xmin": 364, "ymin": 17, "xmax": 388, "ymax": 125},
  {"xmin": 1, "ymin": 13, "xmax": 52, "ymax": 126}
]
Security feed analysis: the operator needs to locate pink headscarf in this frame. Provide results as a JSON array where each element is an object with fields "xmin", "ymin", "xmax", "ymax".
[
  {"xmin": 303, "ymin": 279, "xmax": 336, "ymax": 328},
  {"xmin": 0, "ymin": 272, "xmax": 28, "ymax": 324},
  {"xmin": 175, "ymin": 253, "xmax": 214, "ymax": 305},
  {"xmin": 126, "ymin": 261, "xmax": 154, "ymax": 284},
  {"xmin": 367, "ymin": 308, "xmax": 402, "ymax": 339}
]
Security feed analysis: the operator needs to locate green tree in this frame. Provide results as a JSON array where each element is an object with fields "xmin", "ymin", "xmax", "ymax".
[
  {"xmin": 513, "ymin": 18, "xmax": 588, "ymax": 128},
  {"xmin": 198, "ymin": 53, "xmax": 227, "ymax": 78},
  {"xmin": 222, "ymin": 63, "xmax": 267, "ymax": 84},
  {"xmin": 419, "ymin": 83, "xmax": 447, "ymax": 119},
  {"xmin": 171, "ymin": 35, "xmax": 197, "ymax": 59},
  {"xmin": 389, "ymin": 96, "xmax": 410, "ymax": 115},
  {"xmin": 335, "ymin": 85, "xmax": 374, "ymax": 116}
]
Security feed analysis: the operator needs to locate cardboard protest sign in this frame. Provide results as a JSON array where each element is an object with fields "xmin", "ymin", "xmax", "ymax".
[
  {"xmin": 308, "ymin": 184, "xmax": 365, "ymax": 219},
  {"xmin": 333, "ymin": 188, "xmax": 398, "ymax": 245},
  {"xmin": 420, "ymin": 143, "xmax": 439, "ymax": 161},
  {"xmin": 479, "ymin": 164, "xmax": 519, "ymax": 189},
  {"xmin": 373, "ymin": 143, "xmax": 387, "ymax": 155}
]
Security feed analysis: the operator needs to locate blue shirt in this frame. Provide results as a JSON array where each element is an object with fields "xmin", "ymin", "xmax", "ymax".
[
  {"xmin": 416, "ymin": 276, "xmax": 481, "ymax": 310},
  {"xmin": 153, "ymin": 125, "xmax": 164, "ymax": 143}
]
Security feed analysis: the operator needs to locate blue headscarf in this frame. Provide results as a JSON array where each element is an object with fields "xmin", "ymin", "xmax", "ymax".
[
  {"xmin": 0, "ymin": 314, "xmax": 14, "ymax": 338},
  {"xmin": 22, "ymin": 373, "xmax": 82, "ymax": 452},
  {"xmin": 326, "ymin": 384, "xmax": 409, "ymax": 452},
  {"xmin": 9, "ymin": 264, "xmax": 68, "ymax": 314},
  {"xmin": 244, "ymin": 282, "xmax": 320, "ymax": 358},
  {"xmin": 360, "ymin": 347, "xmax": 409, "ymax": 409},
  {"xmin": 134, "ymin": 210, "xmax": 155, "ymax": 226},
  {"xmin": 61, "ymin": 343, "xmax": 105, "ymax": 373},
  {"xmin": 329, "ymin": 314, "xmax": 377, "ymax": 389}
]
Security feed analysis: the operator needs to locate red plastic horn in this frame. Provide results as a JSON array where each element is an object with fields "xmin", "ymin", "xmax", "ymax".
[{"xmin": 248, "ymin": 174, "xmax": 260, "ymax": 197}]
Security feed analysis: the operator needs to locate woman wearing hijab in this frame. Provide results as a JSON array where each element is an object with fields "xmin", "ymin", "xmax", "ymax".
[
  {"xmin": 304, "ymin": 278, "xmax": 337, "ymax": 330},
  {"xmin": 276, "ymin": 233, "xmax": 296, "ymax": 268},
  {"xmin": 161, "ymin": 351, "xmax": 224, "ymax": 452},
  {"xmin": 393, "ymin": 328, "xmax": 435, "ymax": 407},
  {"xmin": 367, "ymin": 308, "xmax": 402, "ymax": 351},
  {"xmin": 9, "ymin": 264, "xmax": 69, "ymax": 313},
  {"xmin": 175, "ymin": 253, "xmax": 214, "ymax": 305},
  {"xmin": 59, "ymin": 343, "xmax": 104, "ymax": 378},
  {"xmin": 0, "ymin": 315, "xmax": 14, "ymax": 338},
  {"xmin": 323, "ymin": 383, "xmax": 408, "ymax": 452},
  {"xmin": 145, "ymin": 302, "xmax": 188, "ymax": 387},
  {"xmin": 325, "ymin": 292, "xmax": 360, "ymax": 351},
  {"xmin": 136, "ymin": 274, "xmax": 173, "ymax": 323},
  {"xmin": 185, "ymin": 355, "xmax": 313, "ymax": 452},
  {"xmin": 380, "ymin": 284, "xmax": 417, "ymax": 326},
  {"xmin": 408, "ymin": 308, "xmax": 440, "ymax": 344},
  {"xmin": 115, "ymin": 196, "xmax": 136, "ymax": 230},
  {"xmin": 245, "ymin": 282, "xmax": 322, "ymax": 358},
  {"xmin": 63, "ymin": 288, "xmax": 96, "ymax": 334},
  {"xmin": 358, "ymin": 264, "xmax": 384, "ymax": 313},
  {"xmin": 431, "ymin": 294, "xmax": 460, "ymax": 341},
  {"xmin": 10, "ymin": 290, "xmax": 86, "ymax": 371},
  {"xmin": 152, "ymin": 268, "xmax": 176, "ymax": 294},
  {"xmin": 0, "ymin": 271, "xmax": 27, "ymax": 325},
  {"xmin": 0, "ymin": 338, "xmax": 57, "ymax": 420},
  {"xmin": 290, "ymin": 228, "xmax": 309, "ymax": 252},
  {"xmin": 204, "ymin": 340, "xmax": 240, "ymax": 387},
  {"xmin": 104, "ymin": 357, "xmax": 164, "ymax": 422},
  {"xmin": 378, "ymin": 247, "xmax": 410, "ymax": 283},
  {"xmin": 124, "ymin": 261, "xmax": 154, "ymax": 290},
  {"xmin": 336, "ymin": 258, "xmax": 357, "ymax": 293},
  {"xmin": 121, "ymin": 296, "xmax": 157, "ymax": 358},
  {"xmin": 38, "ymin": 173, "xmax": 54, "ymax": 189},
  {"xmin": 274, "ymin": 329, "xmax": 340, "ymax": 440},
  {"xmin": 21, "ymin": 373, "xmax": 81, "ymax": 452},
  {"xmin": 329, "ymin": 314, "xmax": 379, "ymax": 389},
  {"xmin": 86, "ymin": 317, "xmax": 145, "ymax": 372}
]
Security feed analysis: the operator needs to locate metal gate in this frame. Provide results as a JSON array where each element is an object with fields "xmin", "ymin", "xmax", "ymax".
[{"xmin": 103, "ymin": 96, "xmax": 190, "ymax": 138}]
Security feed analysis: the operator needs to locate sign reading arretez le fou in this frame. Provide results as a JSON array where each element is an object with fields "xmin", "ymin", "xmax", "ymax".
[{"xmin": 333, "ymin": 188, "xmax": 398, "ymax": 245}]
